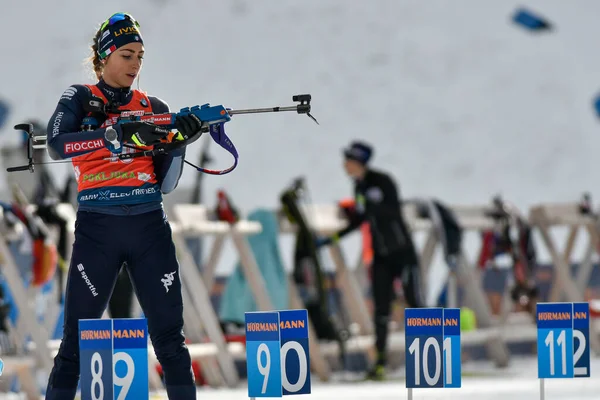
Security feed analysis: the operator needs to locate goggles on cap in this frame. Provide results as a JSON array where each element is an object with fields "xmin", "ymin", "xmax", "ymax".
[{"xmin": 100, "ymin": 12, "xmax": 140, "ymax": 33}]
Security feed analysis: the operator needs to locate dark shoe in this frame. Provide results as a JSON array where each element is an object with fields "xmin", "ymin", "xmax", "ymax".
[{"xmin": 365, "ymin": 364, "xmax": 385, "ymax": 381}]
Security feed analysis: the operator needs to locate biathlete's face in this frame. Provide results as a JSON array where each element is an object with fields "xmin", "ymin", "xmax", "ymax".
[
  {"xmin": 343, "ymin": 158, "xmax": 365, "ymax": 179},
  {"xmin": 103, "ymin": 42, "xmax": 144, "ymax": 88}
]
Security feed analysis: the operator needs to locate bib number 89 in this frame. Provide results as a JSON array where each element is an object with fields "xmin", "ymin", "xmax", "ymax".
[{"xmin": 90, "ymin": 351, "xmax": 135, "ymax": 400}]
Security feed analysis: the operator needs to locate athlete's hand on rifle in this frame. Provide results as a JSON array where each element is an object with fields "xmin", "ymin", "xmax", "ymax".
[
  {"xmin": 174, "ymin": 114, "xmax": 204, "ymax": 141},
  {"xmin": 116, "ymin": 121, "xmax": 171, "ymax": 147}
]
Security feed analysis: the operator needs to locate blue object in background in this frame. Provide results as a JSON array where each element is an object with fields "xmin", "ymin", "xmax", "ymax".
[
  {"xmin": 592, "ymin": 94, "xmax": 600, "ymax": 119},
  {"xmin": 512, "ymin": 8, "xmax": 553, "ymax": 32},
  {"xmin": 220, "ymin": 209, "xmax": 288, "ymax": 324},
  {"xmin": 0, "ymin": 99, "xmax": 9, "ymax": 130}
]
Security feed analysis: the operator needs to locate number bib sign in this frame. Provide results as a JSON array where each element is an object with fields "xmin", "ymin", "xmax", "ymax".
[
  {"xmin": 79, "ymin": 318, "xmax": 149, "ymax": 400},
  {"xmin": 537, "ymin": 302, "xmax": 590, "ymax": 379},
  {"xmin": 572, "ymin": 303, "xmax": 591, "ymax": 377},
  {"xmin": 405, "ymin": 308, "xmax": 461, "ymax": 389},
  {"xmin": 279, "ymin": 309, "xmax": 310, "ymax": 395},
  {"xmin": 245, "ymin": 309, "xmax": 311, "ymax": 398},
  {"xmin": 245, "ymin": 312, "xmax": 283, "ymax": 398},
  {"xmin": 80, "ymin": 319, "xmax": 114, "ymax": 400},
  {"xmin": 113, "ymin": 319, "xmax": 149, "ymax": 397}
]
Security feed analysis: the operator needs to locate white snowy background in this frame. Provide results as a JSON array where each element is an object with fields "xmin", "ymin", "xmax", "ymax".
[{"xmin": 1, "ymin": 0, "xmax": 600, "ymax": 298}]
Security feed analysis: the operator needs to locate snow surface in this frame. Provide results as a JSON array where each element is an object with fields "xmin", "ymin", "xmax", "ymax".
[
  {"xmin": 0, "ymin": 356, "xmax": 594, "ymax": 399},
  {"xmin": 107, "ymin": 357, "xmax": 600, "ymax": 399}
]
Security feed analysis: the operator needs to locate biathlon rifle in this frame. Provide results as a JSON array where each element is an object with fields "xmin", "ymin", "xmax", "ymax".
[{"xmin": 7, "ymin": 94, "xmax": 318, "ymax": 176}]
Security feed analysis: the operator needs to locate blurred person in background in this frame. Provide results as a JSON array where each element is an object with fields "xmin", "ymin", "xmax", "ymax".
[
  {"xmin": 43, "ymin": 12, "xmax": 204, "ymax": 400},
  {"xmin": 317, "ymin": 140, "xmax": 423, "ymax": 380}
]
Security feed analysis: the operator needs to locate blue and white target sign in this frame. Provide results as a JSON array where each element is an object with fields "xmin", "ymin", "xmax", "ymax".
[
  {"xmin": 405, "ymin": 308, "xmax": 461, "ymax": 389},
  {"xmin": 79, "ymin": 318, "xmax": 149, "ymax": 400},
  {"xmin": 537, "ymin": 302, "xmax": 590, "ymax": 379},
  {"xmin": 245, "ymin": 312, "xmax": 282, "ymax": 398},
  {"xmin": 245, "ymin": 309, "xmax": 311, "ymax": 398}
]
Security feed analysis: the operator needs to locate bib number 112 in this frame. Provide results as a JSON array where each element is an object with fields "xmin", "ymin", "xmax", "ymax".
[{"xmin": 544, "ymin": 329, "xmax": 587, "ymax": 376}]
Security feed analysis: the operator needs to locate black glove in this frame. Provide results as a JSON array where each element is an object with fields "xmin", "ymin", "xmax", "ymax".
[
  {"xmin": 175, "ymin": 114, "xmax": 204, "ymax": 141},
  {"xmin": 118, "ymin": 122, "xmax": 171, "ymax": 147}
]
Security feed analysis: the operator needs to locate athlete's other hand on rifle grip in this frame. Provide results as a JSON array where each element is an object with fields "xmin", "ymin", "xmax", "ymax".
[
  {"xmin": 175, "ymin": 114, "xmax": 203, "ymax": 140},
  {"xmin": 117, "ymin": 121, "xmax": 171, "ymax": 147}
]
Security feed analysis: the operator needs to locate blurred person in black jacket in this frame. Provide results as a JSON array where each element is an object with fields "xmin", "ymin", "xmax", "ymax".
[{"xmin": 317, "ymin": 140, "xmax": 423, "ymax": 380}]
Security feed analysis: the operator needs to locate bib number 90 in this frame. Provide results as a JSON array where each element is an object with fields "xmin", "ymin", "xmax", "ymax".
[{"xmin": 257, "ymin": 341, "xmax": 308, "ymax": 394}]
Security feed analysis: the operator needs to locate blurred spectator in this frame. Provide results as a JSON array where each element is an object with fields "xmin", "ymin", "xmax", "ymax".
[{"xmin": 317, "ymin": 140, "xmax": 423, "ymax": 380}]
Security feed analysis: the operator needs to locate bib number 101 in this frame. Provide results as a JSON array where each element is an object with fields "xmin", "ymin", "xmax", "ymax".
[{"xmin": 408, "ymin": 337, "xmax": 455, "ymax": 386}]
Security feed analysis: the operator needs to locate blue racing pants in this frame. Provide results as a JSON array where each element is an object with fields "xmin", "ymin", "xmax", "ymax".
[{"xmin": 45, "ymin": 209, "xmax": 196, "ymax": 399}]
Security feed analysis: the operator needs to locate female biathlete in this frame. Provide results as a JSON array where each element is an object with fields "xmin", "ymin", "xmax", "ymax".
[{"xmin": 44, "ymin": 12, "xmax": 202, "ymax": 400}]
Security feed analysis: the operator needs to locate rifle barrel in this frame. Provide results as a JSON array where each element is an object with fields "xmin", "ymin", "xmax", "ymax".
[{"xmin": 228, "ymin": 106, "xmax": 298, "ymax": 115}]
